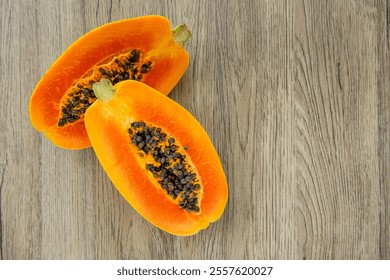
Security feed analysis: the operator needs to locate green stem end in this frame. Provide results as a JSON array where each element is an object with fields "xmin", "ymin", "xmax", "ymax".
[
  {"xmin": 173, "ymin": 24, "xmax": 192, "ymax": 45},
  {"xmin": 93, "ymin": 78, "xmax": 115, "ymax": 101}
]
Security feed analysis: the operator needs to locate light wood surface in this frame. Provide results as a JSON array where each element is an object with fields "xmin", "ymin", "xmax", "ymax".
[{"xmin": 0, "ymin": 0, "xmax": 388, "ymax": 260}]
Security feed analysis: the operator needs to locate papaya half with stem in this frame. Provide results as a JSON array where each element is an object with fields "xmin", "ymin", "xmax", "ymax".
[
  {"xmin": 29, "ymin": 15, "xmax": 191, "ymax": 150},
  {"xmin": 85, "ymin": 79, "xmax": 228, "ymax": 236}
]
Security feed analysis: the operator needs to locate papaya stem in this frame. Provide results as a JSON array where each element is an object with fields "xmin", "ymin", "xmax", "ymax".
[
  {"xmin": 173, "ymin": 24, "xmax": 192, "ymax": 45},
  {"xmin": 93, "ymin": 78, "xmax": 115, "ymax": 101}
]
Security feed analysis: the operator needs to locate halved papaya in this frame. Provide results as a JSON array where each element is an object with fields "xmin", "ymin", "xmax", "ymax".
[
  {"xmin": 85, "ymin": 79, "xmax": 228, "ymax": 235},
  {"xmin": 29, "ymin": 15, "xmax": 191, "ymax": 149}
]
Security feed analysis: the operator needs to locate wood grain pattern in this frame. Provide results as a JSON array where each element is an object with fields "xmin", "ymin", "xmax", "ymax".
[{"xmin": 0, "ymin": 0, "xmax": 388, "ymax": 259}]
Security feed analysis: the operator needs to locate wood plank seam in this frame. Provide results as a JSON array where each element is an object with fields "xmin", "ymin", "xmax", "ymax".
[
  {"xmin": 387, "ymin": 0, "xmax": 389, "ymax": 47},
  {"xmin": 0, "ymin": 157, "xmax": 8, "ymax": 260}
]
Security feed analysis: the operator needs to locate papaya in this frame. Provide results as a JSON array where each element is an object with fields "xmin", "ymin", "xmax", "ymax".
[
  {"xmin": 85, "ymin": 79, "xmax": 228, "ymax": 236},
  {"xmin": 29, "ymin": 15, "xmax": 191, "ymax": 149}
]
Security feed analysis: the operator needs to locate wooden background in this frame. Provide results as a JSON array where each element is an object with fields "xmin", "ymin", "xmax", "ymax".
[{"xmin": 0, "ymin": 0, "xmax": 389, "ymax": 260}]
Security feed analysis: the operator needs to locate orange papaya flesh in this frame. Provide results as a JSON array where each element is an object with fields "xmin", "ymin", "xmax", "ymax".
[
  {"xmin": 85, "ymin": 79, "xmax": 228, "ymax": 235},
  {"xmin": 29, "ymin": 16, "xmax": 191, "ymax": 150}
]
